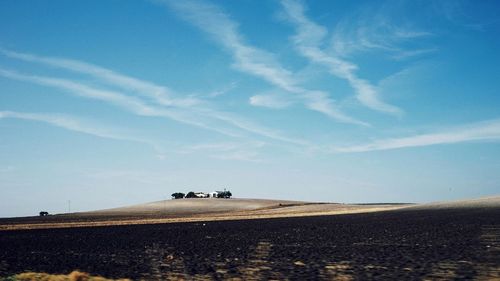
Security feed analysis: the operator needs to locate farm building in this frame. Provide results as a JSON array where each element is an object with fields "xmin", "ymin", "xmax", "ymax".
[
  {"xmin": 173, "ymin": 189, "xmax": 232, "ymax": 199},
  {"xmin": 194, "ymin": 192, "xmax": 208, "ymax": 198}
]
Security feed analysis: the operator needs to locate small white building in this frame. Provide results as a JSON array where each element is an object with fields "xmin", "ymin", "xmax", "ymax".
[
  {"xmin": 208, "ymin": 191, "xmax": 219, "ymax": 198},
  {"xmin": 194, "ymin": 192, "xmax": 208, "ymax": 198}
]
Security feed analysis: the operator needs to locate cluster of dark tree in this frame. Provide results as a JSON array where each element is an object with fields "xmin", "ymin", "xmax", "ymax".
[
  {"xmin": 215, "ymin": 191, "xmax": 232, "ymax": 198},
  {"xmin": 171, "ymin": 192, "xmax": 185, "ymax": 199},
  {"xmin": 39, "ymin": 211, "xmax": 49, "ymax": 216},
  {"xmin": 171, "ymin": 190, "xmax": 232, "ymax": 199}
]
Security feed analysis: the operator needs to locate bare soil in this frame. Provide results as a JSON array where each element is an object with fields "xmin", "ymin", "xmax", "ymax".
[{"xmin": 0, "ymin": 201, "xmax": 499, "ymax": 280}]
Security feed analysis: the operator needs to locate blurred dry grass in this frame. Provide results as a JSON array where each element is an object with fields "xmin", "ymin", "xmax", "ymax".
[{"xmin": 9, "ymin": 271, "xmax": 129, "ymax": 281}]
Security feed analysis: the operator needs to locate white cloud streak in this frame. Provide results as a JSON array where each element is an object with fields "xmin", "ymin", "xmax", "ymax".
[
  {"xmin": 333, "ymin": 119, "xmax": 500, "ymax": 153},
  {"xmin": 331, "ymin": 21, "xmax": 433, "ymax": 59},
  {"xmin": 249, "ymin": 94, "xmax": 292, "ymax": 109},
  {"xmin": 180, "ymin": 141, "xmax": 265, "ymax": 162},
  {"xmin": 280, "ymin": 0, "xmax": 403, "ymax": 116},
  {"xmin": 0, "ymin": 48, "xmax": 199, "ymax": 108},
  {"xmin": 206, "ymin": 81, "xmax": 238, "ymax": 98},
  {"xmin": 391, "ymin": 48, "xmax": 437, "ymax": 60},
  {"xmin": 1, "ymin": 50, "xmax": 309, "ymax": 145},
  {"xmin": 0, "ymin": 110, "xmax": 275, "ymax": 161},
  {"xmin": 161, "ymin": 0, "xmax": 367, "ymax": 126},
  {"xmin": 0, "ymin": 110, "xmax": 157, "ymax": 147},
  {"xmin": 0, "ymin": 67, "xmax": 243, "ymax": 138},
  {"xmin": 204, "ymin": 110, "xmax": 309, "ymax": 146}
]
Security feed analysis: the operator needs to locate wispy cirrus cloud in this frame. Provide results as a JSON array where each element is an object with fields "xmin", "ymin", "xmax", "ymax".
[
  {"xmin": 332, "ymin": 119, "xmax": 500, "ymax": 153},
  {"xmin": 0, "ymin": 48, "xmax": 199, "ymax": 108},
  {"xmin": 1, "ymin": 49, "xmax": 310, "ymax": 145},
  {"xmin": 0, "ymin": 110, "xmax": 159, "ymax": 147},
  {"xmin": 160, "ymin": 0, "xmax": 367, "ymax": 126},
  {"xmin": 204, "ymin": 109, "xmax": 309, "ymax": 146},
  {"xmin": 0, "ymin": 68, "xmax": 155, "ymax": 114},
  {"xmin": 391, "ymin": 48, "xmax": 437, "ymax": 60},
  {"xmin": 280, "ymin": 0, "xmax": 403, "ymax": 116},
  {"xmin": 0, "ymin": 67, "xmax": 243, "ymax": 137},
  {"xmin": 0, "ymin": 109, "xmax": 275, "ymax": 162},
  {"xmin": 331, "ymin": 17, "xmax": 434, "ymax": 59},
  {"xmin": 206, "ymin": 81, "xmax": 238, "ymax": 98},
  {"xmin": 434, "ymin": 0, "xmax": 500, "ymax": 31},
  {"xmin": 180, "ymin": 141, "xmax": 265, "ymax": 162},
  {"xmin": 1, "ymin": 66, "xmax": 310, "ymax": 146},
  {"xmin": 249, "ymin": 93, "xmax": 293, "ymax": 109}
]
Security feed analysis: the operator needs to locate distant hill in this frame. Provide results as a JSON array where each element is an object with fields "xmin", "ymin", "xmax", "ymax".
[
  {"xmin": 84, "ymin": 198, "xmax": 308, "ymax": 216},
  {"xmin": 405, "ymin": 195, "xmax": 500, "ymax": 210},
  {"xmin": 1, "ymin": 196, "xmax": 498, "ymax": 231}
]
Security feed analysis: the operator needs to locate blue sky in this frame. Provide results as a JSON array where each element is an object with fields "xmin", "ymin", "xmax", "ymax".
[{"xmin": 1, "ymin": 0, "xmax": 499, "ymax": 217}]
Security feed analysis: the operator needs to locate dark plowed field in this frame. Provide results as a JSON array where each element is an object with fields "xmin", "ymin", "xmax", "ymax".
[{"xmin": 1, "ymin": 207, "xmax": 499, "ymax": 280}]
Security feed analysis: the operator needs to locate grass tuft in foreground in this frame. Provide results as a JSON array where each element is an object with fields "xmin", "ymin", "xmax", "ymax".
[{"xmin": 1, "ymin": 271, "xmax": 130, "ymax": 281}]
